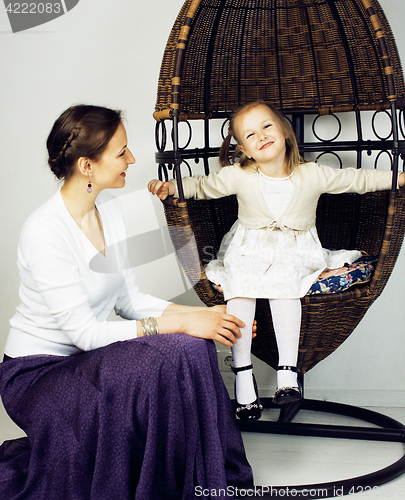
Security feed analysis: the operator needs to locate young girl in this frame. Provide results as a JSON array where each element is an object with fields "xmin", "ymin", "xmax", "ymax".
[{"xmin": 148, "ymin": 101, "xmax": 405, "ymax": 421}]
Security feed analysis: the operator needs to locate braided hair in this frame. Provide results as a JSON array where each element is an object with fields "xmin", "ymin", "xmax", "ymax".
[{"xmin": 47, "ymin": 105, "xmax": 123, "ymax": 180}]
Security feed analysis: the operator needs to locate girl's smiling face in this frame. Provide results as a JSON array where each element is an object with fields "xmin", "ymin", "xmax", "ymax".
[{"xmin": 234, "ymin": 104, "xmax": 289, "ymax": 175}]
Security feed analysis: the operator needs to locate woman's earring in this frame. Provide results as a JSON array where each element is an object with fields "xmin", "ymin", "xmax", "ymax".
[{"xmin": 87, "ymin": 174, "xmax": 92, "ymax": 193}]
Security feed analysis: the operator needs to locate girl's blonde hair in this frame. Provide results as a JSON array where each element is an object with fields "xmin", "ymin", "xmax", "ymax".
[{"xmin": 219, "ymin": 101, "xmax": 304, "ymax": 170}]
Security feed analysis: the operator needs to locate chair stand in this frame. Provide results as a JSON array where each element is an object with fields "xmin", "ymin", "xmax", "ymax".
[{"xmin": 235, "ymin": 380, "xmax": 405, "ymax": 499}]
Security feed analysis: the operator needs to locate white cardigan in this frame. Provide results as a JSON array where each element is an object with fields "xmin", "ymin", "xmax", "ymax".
[
  {"xmin": 6, "ymin": 189, "xmax": 171, "ymax": 358},
  {"xmin": 174, "ymin": 162, "xmax": 394, "ymax": 230}
]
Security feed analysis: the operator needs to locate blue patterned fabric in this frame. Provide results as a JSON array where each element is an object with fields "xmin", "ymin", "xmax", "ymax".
[
  {"xmin": 307, "ymin": 255, "xmax": 378, "ymax": 295},
  {"xmin": 0, "ymin": 335, "xmax": 253, "ymax": 499}
]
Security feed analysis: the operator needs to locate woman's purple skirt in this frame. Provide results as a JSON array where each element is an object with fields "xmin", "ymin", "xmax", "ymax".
[{"xmin": 0, "ymin": 335, "xmax": 253, "ymax": 499}]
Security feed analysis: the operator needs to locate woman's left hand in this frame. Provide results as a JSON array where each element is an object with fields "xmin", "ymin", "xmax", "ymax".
[{"xmin": 211, "ymin": 304, "xmax": 257, "ymax": 337}]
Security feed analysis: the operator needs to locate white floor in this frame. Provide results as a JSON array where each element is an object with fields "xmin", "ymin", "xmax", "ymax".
[
  {"xmin": 241, "ymin": 405, "xmax": 405, "ymax": 499},
  {"xmin": 1, "ymin": 401, "xmax": 404, "ymax": 499}
]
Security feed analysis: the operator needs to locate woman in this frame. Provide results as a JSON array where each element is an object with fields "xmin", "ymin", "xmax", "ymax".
[{"xmin": 0, "ymin": 104, "xmax": 253, "ymax": 499}]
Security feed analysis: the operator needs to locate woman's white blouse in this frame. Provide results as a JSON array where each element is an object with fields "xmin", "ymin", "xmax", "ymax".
[{"xmin": 6, "ymin": 189, "xmax": 171, "ymax": 357}]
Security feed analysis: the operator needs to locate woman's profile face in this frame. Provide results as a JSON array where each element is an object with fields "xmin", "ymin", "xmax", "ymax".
[{"xmin": 90, "ymin": 123, "xmax": 135, "ymax": 191}]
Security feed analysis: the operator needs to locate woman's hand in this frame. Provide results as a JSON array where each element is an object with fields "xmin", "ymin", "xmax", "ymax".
[
  {"xmin": 179, "ymin": 310, "xmax": 244, "ymax": 347},
  {"xmin": 155, "ymin": 301, "xmax": 256, "ymax": 346},
  {"xmin": 148, "ymin": 179, "xmax": 176, "ymax": 200},
  {"xmin": 211, "ymin": 304, "xmax": 257, "ymax": 338}
]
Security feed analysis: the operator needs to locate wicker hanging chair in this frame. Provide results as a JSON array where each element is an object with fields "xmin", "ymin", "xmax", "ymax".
[
  {"xmin": 153, "ymin": 0, "xmax": 405, "ymax": 495},
  {"xmin": 154, "ymin": 0, "xmax": 405, "ymax": 375}
]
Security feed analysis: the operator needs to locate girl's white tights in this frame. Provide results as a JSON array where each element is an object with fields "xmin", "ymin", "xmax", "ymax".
[
  {"xmin": 227, "ymin": 297, "xmax": 256, "ymax": 404},
  {"xmin": 269, "ymin": 298, "xmax": 302, "ymax": 389},
  {"xmin": 227, "ymin": 297, "xmax": 302, "ymax": 403}
]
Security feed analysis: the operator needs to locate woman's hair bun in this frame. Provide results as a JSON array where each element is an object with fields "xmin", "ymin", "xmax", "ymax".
[{"xmin": 46, "ymin": 105, "xmax": 122, "ymax": 181}]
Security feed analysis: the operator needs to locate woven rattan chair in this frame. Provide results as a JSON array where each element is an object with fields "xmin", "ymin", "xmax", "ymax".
[{"xmin": 153, "ymin": 1, "xmax": 405, "ymax": 495}]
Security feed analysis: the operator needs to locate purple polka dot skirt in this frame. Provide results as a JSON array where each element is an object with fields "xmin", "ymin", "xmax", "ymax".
[{"xmin": 0, "ymin": 335, "xmax": 253, "ymax": 499}]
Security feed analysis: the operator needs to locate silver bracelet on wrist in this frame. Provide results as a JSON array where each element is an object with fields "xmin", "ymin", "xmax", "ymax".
[{"xmin": 140, "ymin": 317, "xmax": 159, "ymax": 336}]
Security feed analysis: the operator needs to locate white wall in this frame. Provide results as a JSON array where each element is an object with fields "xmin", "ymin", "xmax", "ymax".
[{"xmin": 0, "ymin": 0, "xmax": 403, "ymax": 406}]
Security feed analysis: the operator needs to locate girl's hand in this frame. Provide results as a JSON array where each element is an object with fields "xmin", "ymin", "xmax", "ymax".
[
  {"xmin": 148, "ymin": 179, "xmax": 175, "ymax": 200},
  {"xmin": 180, "ymin": 310, "xmax": 244, "ymax": 347}
]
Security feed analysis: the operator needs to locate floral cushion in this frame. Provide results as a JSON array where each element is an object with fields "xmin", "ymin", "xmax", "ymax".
[{"xmin": 307, "ymin": 255, "xmax": 378, "ymax": 295}]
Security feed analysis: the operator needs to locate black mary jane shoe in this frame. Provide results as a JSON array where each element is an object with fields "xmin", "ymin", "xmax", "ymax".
[
  {"xmin": 272, "ymin": 365, "xmax": 302, "ymax": 406},
  {"xmin": 231, "ymin": 364, "xmax": 263, "ymax": 421}
]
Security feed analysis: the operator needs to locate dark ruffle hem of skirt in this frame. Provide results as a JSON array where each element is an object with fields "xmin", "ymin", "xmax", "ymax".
[{"xmin": 0, "ymin": 334, "xmax": 253, "ymax": 499}]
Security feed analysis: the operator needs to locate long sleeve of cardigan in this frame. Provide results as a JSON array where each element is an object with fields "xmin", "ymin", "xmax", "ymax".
[
  {"xmin": 311, "ymin": 164, "xmax": 394, "ymax": 195},
  {"xmin": 173, "ymin": 167, "xmax": 239, "ymax": 200},
  {"xmin": 172, "ymin": 163, "xmax": 394, "ymax": 230}
]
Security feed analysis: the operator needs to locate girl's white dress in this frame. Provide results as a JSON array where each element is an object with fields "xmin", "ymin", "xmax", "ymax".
[{"xmin": 205, "ymin": 170, "xmax": 362, "ymax": 300}]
